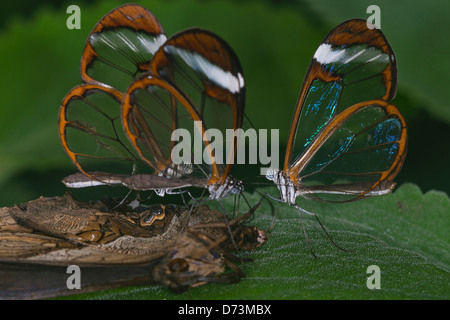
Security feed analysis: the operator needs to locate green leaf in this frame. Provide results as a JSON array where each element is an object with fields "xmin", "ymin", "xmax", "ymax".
[{"xmin": 62, "ymin": 183, "xmax": 449, "ymax": 300}]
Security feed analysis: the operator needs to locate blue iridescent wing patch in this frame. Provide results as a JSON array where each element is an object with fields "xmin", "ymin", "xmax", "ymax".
[{"xmin": 296, "ymin": 100, "xmax": 407, "ymax": 202}]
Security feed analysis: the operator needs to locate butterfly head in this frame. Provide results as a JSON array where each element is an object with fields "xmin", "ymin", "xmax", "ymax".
[
  {"xmin": 230, "ymin": 179, "xmax": 244, "ymax": 195},
  {"xmin": 265, "ymin": 167, "xmax": 281, "ymax": 183}
]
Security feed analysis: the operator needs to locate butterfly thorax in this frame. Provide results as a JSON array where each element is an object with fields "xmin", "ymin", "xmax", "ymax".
[
  {"xmin": 207, "ymin": 177, "xmax": 243, "ymax": 200},
  {"xmin": 266, "ymin": 168, "xmax": 301, "ymax": 205},
  {"xmin": 158, "ymin": 162, "xmax": 194, "ymax": 179}
]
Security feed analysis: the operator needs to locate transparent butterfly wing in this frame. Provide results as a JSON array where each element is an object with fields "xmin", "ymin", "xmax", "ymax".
[
  {"xmin": 59, "ymin": 84, "xmax": 147, "ymax": 183},
  {"xmin": 151, "ymin": 29, "xmax": 245, "ymax": 183},
  {"xmin": 61, "ymin": 4, "xmax": 165, "ymax": 186},
  {"xmin": 284, "ymin": 19, "xmax": 397, "ymax": 170},
  {"xmin": 80, "ymin": 4, "xmax": 166, "ymax": 91},
  {"xmin": 281, "ymin": 19, "xmax": 406, "ymax": 202},
  {"xmin": 293, "ymin": 99, "xmax": 407, "ymax": 202},
  {"xmin": 123, "ymin": 29, "xmax": 245, "ymax": 185},
  {"xmin": 122, "ymin": 74, "xmax": 204, "ymax": 176}
]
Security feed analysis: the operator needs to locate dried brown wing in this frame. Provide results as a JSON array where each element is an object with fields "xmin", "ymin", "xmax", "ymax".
[{"xmin": 0, "ymin": 194, "xmax": 266, "ymax": 299}]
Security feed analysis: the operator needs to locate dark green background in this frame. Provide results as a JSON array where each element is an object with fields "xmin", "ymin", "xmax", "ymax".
[{"xmin": 0, "ymin": 0, "xmax": 448, "ymax": 205}]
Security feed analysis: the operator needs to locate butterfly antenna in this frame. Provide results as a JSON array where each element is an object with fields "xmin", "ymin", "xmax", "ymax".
[{"xmin": 244, "ymin": 112, "xmax": 257, "ymax": 131}]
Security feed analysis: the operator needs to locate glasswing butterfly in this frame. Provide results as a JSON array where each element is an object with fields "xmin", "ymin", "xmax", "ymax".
[
  {"xmin": 265, "ymin": 19, "xmax": 407, "ymax": 255},
  {"xmin": 59, "ymin": 4, "xmax": 246, "ymax": 202}
]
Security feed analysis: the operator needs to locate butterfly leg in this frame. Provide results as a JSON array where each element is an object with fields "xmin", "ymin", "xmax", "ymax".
[
  {"xmin": 312, "ymin": 212, "xmax": 352, "ymax": 254},
  {"xmin": 295, "ymin": 205, "xmax": 352, "ymax": 254},
  {"xmin": 264, "ymin": 192, "xmax": 283, "ymax": 203},
  {"xmin": 262, "ymin": 192, "xmax": 284, "ymax": 233},
  {"xmin": 112, "ymin": 189, "xmax": 134, "ymax": 209},
  {"xmin": 229, "ymin": 191, "xmax": 256, "ymax": 221},
  {"xmin": 166, "ymin": 188, "xmax": 194, "ymax": 207},
  {"xmin": 294, "ymin": 204, "xmax": 318, "ymax": 259},
  {"xmin": 177, "ymin": 188, "xmax": 205, "ymax": 233},
  {"xmin": 233, "ymin": 193, "xmax": 239, "ymax": 219},
  {"xmin": 180, "ymin": 191, "xmax": 189, "ymax": 207},
  {"xmin": 216, "ymin": 198, "xmax": 242, "ymax": 260},
  {"xmin": 269, "ymin": 202, "xmax": 280, "ymax": 234}
]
